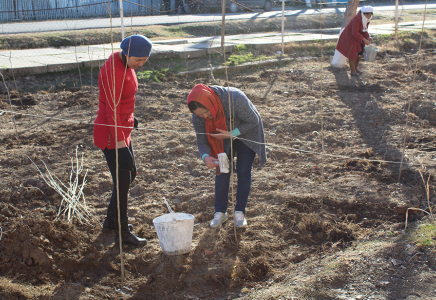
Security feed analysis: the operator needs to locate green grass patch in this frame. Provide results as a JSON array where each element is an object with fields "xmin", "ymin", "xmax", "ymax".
[
  {"xmin": 137, "ymin": 68, "xmax": 171, "ymax": 83},
  {"xmin": 234, "ymin": 44, "xmax": 248, "ymax": 53},
  {"xmin": 406, "ymin": 9, "xmax": 436, "ymax": 15},
  {"xmin": 410, "ymin": 222, "xmax": 436, "ymax": 247},
  {"xmin": 226, "ymin": 52, "xmax": 272, "ymax": 65},
  {"xmin": 284, "ymin": 40, "xmax": 336, "ymax": 57},
  {"xmin": 374, "ymin": 30, "xmax": 433, "ymax": 44}
]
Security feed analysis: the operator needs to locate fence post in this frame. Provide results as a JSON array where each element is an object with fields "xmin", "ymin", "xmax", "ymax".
[
  {"xmin": 119, "ymin": 0, "xmax": 125, "ymax": 39},
  {"xmin": 281, "ymin": 0, "xmax": 285, "ymax": 56}
]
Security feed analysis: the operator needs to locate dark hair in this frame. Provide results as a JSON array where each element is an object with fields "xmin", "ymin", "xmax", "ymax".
[
  {"xmin": 121, "ymin": 52, "xmax": 128, "ymax": 66},
  {"xmin": 188, "ymin": 101, "xmax": 206, "ymax": 112}
]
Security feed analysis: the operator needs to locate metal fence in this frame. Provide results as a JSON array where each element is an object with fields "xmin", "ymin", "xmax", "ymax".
[
  {"xmin": 0, "ymin": 0, "xmax": 372, "ymax": 22},
  {"xmin": 1, "ymin": 0, "xmax": 418, "ymax": 23},
  {"xmin": 0, "ymin": 0, "xmax": 160, "ymax": 22}
]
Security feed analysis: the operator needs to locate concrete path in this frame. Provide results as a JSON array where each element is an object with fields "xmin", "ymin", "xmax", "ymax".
[
  {"xmin": 2, "ymin": 3, "xmax": 435, "ymax": 34},
  {"xmin": 0, "ymin": 20, "xmax": 435, "ymax": 78}
]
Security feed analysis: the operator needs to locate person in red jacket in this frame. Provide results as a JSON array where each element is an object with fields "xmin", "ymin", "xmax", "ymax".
[
  {"xmin": 94, "ymin": 34, "xmax": 152, "ymax": 245},
  {"xmin": 335, "ymin": 6, "xmax": 374, "ymax": 77}
]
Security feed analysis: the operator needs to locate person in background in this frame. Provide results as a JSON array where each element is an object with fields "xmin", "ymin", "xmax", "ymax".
[
  {"xmin": 185, "ymin": 0, "xmax": 199, "ymax": 13},
  {"xmin": 94, "ymin": 34, "xmax": 152, "ymax": 245},
  {"xmin": 335, "ymin": 6, "xmax": 374, "ymax": 77},
  {"xmin": 175, "ymin": 0, "xmax": 186, "ymax": 14},
  {"xmin": 163, "ymin": 0, "xmax": 171, "ymax": 14},
  {"xmin": 187, "ymin": 84, "xmax": 267, "ymax": 229}
]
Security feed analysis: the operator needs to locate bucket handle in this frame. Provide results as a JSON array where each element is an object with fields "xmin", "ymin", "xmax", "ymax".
[{"xmin": 163, "ymin": 197, "xmax": 175, "ymax": 214}]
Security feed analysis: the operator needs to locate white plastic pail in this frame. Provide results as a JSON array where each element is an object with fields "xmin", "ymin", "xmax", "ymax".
[
  {"xmin": 364, "ymin": 45, "xmax": 379, "ymax": 62},
  {"xmin": 153, "ymin": 212, "xmax": 195, "ymax": 255}
]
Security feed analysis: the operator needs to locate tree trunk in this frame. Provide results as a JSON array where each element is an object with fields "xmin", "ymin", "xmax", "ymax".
[{"xmin": 341, "ymin": 0, "xmax": 360, "ymax": 31}]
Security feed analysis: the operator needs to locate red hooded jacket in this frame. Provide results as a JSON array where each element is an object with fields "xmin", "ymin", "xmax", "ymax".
[
  {"xmin": 93, "ymin": 51, "xmax": 137, "ymax": 150},
  {"xmin": 336, "ymin": 10, "xmax": 370, "ymax": 61}
]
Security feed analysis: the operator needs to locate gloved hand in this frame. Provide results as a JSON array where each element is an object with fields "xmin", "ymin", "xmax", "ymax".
[
  {"xmin": 117, "ymin": 147, "xmax": 134, "ymax": 170},
  {"xmin": 134, "ymin": 116, "xmax": 138, "ymax": 130}
]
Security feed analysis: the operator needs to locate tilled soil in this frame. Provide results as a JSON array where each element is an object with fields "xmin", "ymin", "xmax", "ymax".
[{"xmin": 1, "ymin": 48, "xmax": 436, "ymax": 299}]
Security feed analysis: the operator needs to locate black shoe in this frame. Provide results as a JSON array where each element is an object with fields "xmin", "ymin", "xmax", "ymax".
[
  {"xmin": 114, "ymin": 218, "xmax": 147, "ymax": 245},
  {"xmin": 115, "ymin": 231, "xmax": 147, "ymax": 245},
  {"xmin": 103, "ymin": 217, "xmax": 133, "ymax": 232}
]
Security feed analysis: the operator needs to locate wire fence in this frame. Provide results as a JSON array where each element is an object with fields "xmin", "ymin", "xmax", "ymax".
[
  {"xmin": 0, "ymin": 1, "xmax": 435, "ymax": 163},
  {"xmin": 0, "ymin": 1, "xmax": 435, "ymax": 165},
  {"xmin": 1, "ymin": 0, "xmax": 435, "ymax": 288}
]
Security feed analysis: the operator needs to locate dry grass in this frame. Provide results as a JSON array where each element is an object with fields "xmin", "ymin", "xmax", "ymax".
[{"xmin": 0, "ymin": 277, "xmax": 51, "ymax": 299}]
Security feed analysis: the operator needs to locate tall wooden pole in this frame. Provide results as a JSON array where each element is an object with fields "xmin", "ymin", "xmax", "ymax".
[
  {"xmin": 281, "ymin": 0, "xmax": 285, "ymax": 56},
  {"xmin": 119, "ymin": 0, "xmax": 125, "ymax": 39},
  {"xmin": 395, "ymin": 0, "xmax": 399, "ymax": 37},
  {"xmin": 221, "ymin": 0, "xmax": 226, "ymax": 55}
]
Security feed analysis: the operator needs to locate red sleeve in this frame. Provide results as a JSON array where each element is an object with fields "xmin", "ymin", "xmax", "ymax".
[
  {"xmin": 99, "ymin": 57, "xmax": 129, "ymax": 142},
  {"xmin": 351, "ymin": 16, "xmax": 365, "ymax": 42}
]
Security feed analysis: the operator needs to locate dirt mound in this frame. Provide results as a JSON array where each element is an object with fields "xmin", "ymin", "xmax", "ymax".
[
  {"xmin": 1, "ymin": 49, "xmax": 436, "ymax": 299},
  {"xmin": 0, "ymin": 214, "xmax": 92, "ymax": 283}
]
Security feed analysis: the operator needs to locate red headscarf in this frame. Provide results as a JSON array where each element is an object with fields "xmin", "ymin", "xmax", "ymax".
[{"xmin": 187, "ymin": 84, "xmax": 228, "ymax": 159}]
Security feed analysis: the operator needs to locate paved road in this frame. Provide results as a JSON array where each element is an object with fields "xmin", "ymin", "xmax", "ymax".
[{"xmin": 1, "ymin": 3, "xmax": 435, "ymax": 35}]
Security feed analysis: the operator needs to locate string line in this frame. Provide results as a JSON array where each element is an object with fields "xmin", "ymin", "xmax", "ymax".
[{"xmin": 0, "ymin": 109, "xmax": 427, "ymax": 166}]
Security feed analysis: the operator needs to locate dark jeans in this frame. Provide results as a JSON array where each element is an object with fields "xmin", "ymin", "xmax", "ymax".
[
  {"xmin": 214, "ymin": 139, "xmax": 256, "ymax": 214},
  {"xmin": 103, "ymin": 143, "xmax": 136, "ymax": 221}
]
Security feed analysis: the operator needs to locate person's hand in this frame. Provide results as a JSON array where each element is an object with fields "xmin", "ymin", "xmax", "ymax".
[
  {"xmin": 116, "ymin": 140, "xmax": 128, "ymax": 149},
  {"xmin": 134, "ymin": 116, "xmax": 138, "ymax": 130},
  {"xmin": 363, "ymin": 39, "xmax": 371, "ymax": 46},
  {"xmin": 117, "ymin": 147, "xmax": 134, "ymax": 170},
  {"xmin": 210, "ymin": 128, "xmax": 230, "ymax": 140},
  {"xmin": 204, "ymin": 156, "xmax": 219, "ymax": 169},
  {"xmin": 368, "ymin": 37, "xmax": 373, "ymax": 43}
]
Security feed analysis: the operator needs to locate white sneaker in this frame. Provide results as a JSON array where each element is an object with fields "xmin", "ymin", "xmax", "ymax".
[
  {"xmin": 235, "ymin": 211, "xmax": 247, "ymax": 228},
  {"xmin": 210, "ymin": 212, "xmax": 228, "ymax": 228}
]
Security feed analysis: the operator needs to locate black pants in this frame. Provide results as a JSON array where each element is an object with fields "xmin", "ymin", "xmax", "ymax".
[
  {"xmin": 103, "ymin": 143, "xmax": 136, "ymax": 222},
  {"xmin": 358, "ymin": 43, "xmax": 364, "ymax": 56}
]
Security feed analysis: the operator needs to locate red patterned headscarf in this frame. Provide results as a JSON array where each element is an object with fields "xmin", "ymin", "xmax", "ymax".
[{"xmin": 187, "ymin": 84, "xmax": 228, "ymax": 159}]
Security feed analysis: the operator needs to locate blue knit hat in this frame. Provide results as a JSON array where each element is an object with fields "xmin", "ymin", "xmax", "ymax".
[{"xmin": 120, "ymin": 34, "xmax": 152, "ymax": 57}]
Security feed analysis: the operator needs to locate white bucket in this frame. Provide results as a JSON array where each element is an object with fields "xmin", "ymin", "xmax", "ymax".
[
  {"xmin": 364, "ymin": 44, "xmax": 379, "ymax": 62},
  {"xmin": 153, "ymin": 212, "xmax": 195, "ymax": 255}
]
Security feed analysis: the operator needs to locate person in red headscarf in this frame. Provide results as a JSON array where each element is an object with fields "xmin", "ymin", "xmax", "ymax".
[
  {"xmin": 335, "ymin": 6, "xmax": 374, "ymax": 76},
  {"xmin": 187, "ymin": 84, "xmax": 267, "ymax": 229}
]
